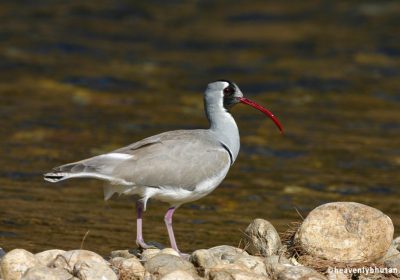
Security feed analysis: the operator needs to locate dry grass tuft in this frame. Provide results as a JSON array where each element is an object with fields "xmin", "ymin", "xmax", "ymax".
[{"xmin": 280, "ymin": 221, "xmax": 303, "ymax": 259}]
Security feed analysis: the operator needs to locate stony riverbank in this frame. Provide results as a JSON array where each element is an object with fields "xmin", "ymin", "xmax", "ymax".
[{"xmin": 1, "ymin": 202, "xmax": 399, "ymax": 280}]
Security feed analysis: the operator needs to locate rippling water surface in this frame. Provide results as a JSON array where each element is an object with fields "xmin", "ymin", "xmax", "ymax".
[{"xmin": 0, "ymin": 1, "xmax": 399, "ymax": 254}]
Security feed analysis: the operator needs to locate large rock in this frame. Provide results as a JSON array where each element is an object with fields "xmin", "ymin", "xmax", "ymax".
[
  {"xmin": 51, "ymin": 249, "xmax": 117, "ymax": 280},
  {"xmin": 295, "ymin": 202, "xmax": 393, "ymax": 263},
  {"xmin": 35, "ymin": 250, "xmax": 65, "ymax": 266},
  {"xmin": 52, "ymin": 249, "xmax": 108, "ymax": 272},
  {"xmin": 244, "ymin": 219, "xmax": 281, "ymax": 257},
  {"xmin": 21, "ymin": 266, "xmax": 73, "ymax": 280},
  {"xmin": 75, "ymin": 259, "xmax": 117, "ymax": 280},
  {"xmin": 0, "ymin": 249, "xmax": 40, "ymax": 280},
  {"xmin": 144, "ymin": 253, "xmax": 197, "ymax": 278}
]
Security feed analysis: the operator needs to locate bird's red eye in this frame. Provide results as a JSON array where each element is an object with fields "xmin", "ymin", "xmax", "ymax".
[{"xmin": 223, "ymin": 85, "xmax": 235, "ymax": 96}]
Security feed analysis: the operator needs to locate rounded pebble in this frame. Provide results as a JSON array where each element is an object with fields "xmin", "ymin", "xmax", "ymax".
[{"xmin": 244, "ymin": 218, "xmax": 281, "ymax": 257}]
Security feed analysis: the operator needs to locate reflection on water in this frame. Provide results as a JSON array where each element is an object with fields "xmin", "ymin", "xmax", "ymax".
[{"xmin": 0, "ymin": 1, "xmax": 399, "ymax": 254}]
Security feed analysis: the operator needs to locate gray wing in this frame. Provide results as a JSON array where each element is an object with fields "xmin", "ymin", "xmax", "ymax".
[
  {"xmin": 111, "ymin": 130, "xmax": 231, "ymax": 190},
  {"xmin": 44, "ymin": 130, "xmax": 230, "ymax": 192}
]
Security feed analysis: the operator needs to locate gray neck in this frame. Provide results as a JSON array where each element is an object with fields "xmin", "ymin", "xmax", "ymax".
[{"xmin": 205, "ymin": 98, "xmax": 240, "ymax": 163}]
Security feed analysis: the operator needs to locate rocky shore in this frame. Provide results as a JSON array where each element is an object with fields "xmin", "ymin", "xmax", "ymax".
[{"xmin": 1, "ymin": 202, "xmax": 399, "ymax": 280}]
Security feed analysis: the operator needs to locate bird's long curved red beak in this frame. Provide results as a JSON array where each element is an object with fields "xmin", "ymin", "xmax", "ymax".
[{"xmin": 239, "ymin": 97, "xmax": 284, "ymax": 134}]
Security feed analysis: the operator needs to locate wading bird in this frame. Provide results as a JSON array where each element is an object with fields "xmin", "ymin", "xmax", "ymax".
[{"xmin": 44, "ymin": 80, "xmax": 283, "ymax": 256}]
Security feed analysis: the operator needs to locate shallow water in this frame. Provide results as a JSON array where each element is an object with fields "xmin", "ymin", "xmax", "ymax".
[{"xmin": 0, "ymin": 1, "xmax": 400, "ymax": 255}]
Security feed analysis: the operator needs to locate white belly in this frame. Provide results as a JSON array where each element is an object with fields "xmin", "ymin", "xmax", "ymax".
[{"xmin": 141, "ymin": 163, "xmax": 230, "ymax": 207}]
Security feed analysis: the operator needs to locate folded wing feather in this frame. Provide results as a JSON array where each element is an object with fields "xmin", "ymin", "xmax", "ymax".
[{"xmin": 44, "ymin": 129, "xmax": 231, "ymax": 200}]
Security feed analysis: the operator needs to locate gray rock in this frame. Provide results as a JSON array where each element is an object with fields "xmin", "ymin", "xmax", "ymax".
[
  {"xmin": 190, "ymin": 249, "xmax": 229, "ymax": 278},
  {"xmin": 144, "ymin": 253, "xmax": 197, "ymax": 278},
  {"xmin": 207, "ymin": 245, "xmax": 248, "ymax": 263},
  {"xmin": 111, "ymin": 257, "xmax": 145, "ymax": 280},
  {"xmin": 295, "ymin": 202, "xmax": 393, "ymax": 263},
  {"xmin": 75, "ymin": 259, "xmax": 117, "ymax": 280},
  {"xmin": 35, "ymin": 250, "xmax": 65, "ymax": 266},
  {"xmin": 160, "ymin": 270, "xmax": 196, "ymax": 280},
  {"xmin": 52, "ymin": 249, "xmax": 107, "ymax": 273},
  {"xmin": 190, "ymin": 249, "xmax": 221, "ymax": 272},
  {"xmin": 277, "ymin": 266, "xmax": 326, "ymax": 280},
  {"xmin": 244, "ymin": 219, "xmax": 281, "ymax": 257},
  {"xmin": 192, "ymin": 246, "xmax": 266, "ymax": 277},
  {"xmin": 21, "ymin": 266, "xmax": 73, "ymax": 280},
  {"xmin": 0, "ymin": 249, "xmax": 40, "ymax": 280}
]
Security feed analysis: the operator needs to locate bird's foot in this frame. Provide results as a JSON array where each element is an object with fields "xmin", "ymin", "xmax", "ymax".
[
  {"xmin": 136, "ymin": 238, "xmax": 155, "ymax": 249},
  {"xmin": 178, "ymin": 252, "xmax": 191, "ymax": 260}
]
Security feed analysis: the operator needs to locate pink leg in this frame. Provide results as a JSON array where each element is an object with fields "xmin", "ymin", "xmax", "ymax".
[
  {"xmin": 136, "ymin": 201, "xmax": 152, "ymax": 249},
  {"xmin": 164, "ymin": 207, "xmax": 179, "ymax": 251},
  {"xmin": 164, "ymin": 207, "xmax": 189, "ymax": 258}
]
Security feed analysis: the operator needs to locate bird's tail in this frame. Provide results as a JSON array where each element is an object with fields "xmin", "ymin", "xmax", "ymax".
[
  {"xmin": 43, "ymin": 161, "xmax": 111, "ymax": 183},
  {"xmin": 43, "ymin": 153, "xmax": 137, "ymax": 200},
  {"xmin": 43, "ymin": 172, "xmax": 68, "ymax": 182},
  {"xmin": 43, "ymin": 154, "xmax": 124, "ymax": 183},
  {"xmin": 44, "ymin": 161, "xmax": 78, "ymax": 182}
]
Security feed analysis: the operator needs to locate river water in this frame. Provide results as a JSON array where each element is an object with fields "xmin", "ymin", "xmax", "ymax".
[{"xmin": 0, "ymin": 1, "xmax": 399, "ymax": 254}]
